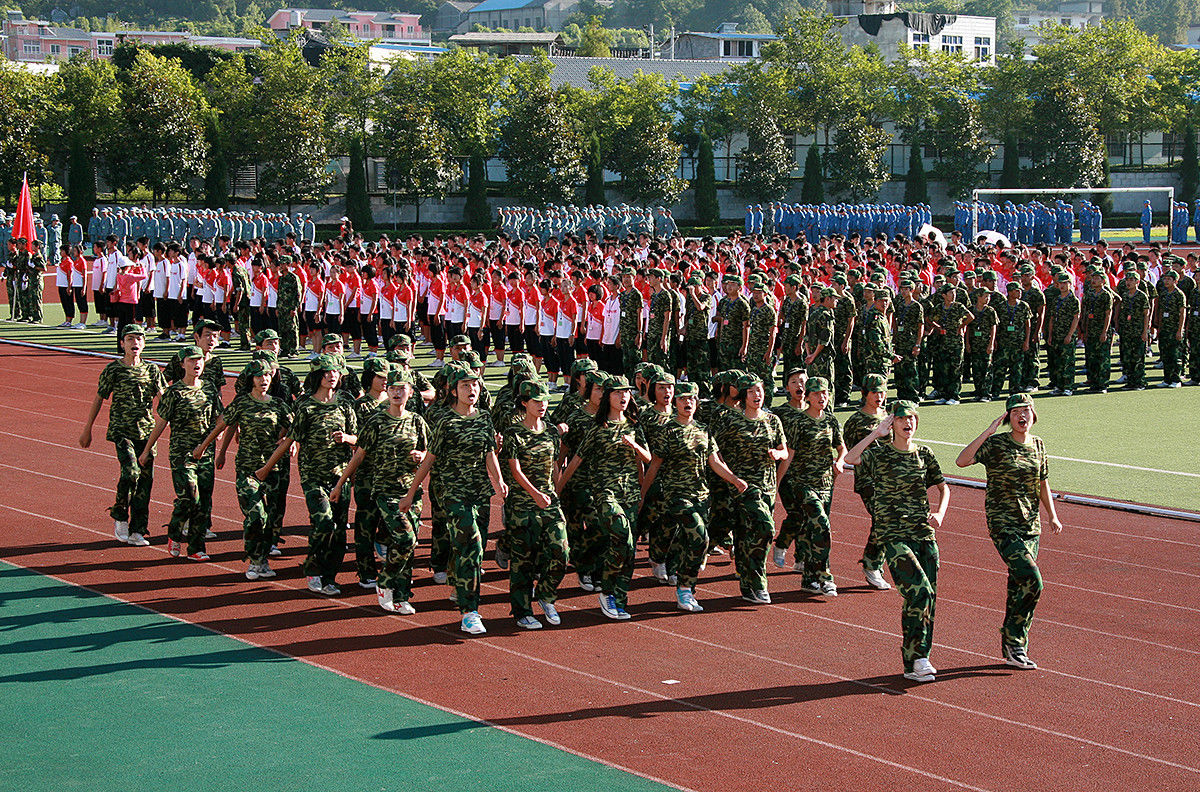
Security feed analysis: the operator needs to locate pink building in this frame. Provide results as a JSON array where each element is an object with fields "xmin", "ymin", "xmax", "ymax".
[
  {"xmin": 1, "ymin": 12, "xmax": 261, "ymax": 62},
  {"xmin": 267, "ymin": 8, "xmax": 428, "ymax": 42}
]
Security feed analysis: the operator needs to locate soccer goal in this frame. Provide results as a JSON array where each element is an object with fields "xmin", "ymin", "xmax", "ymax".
[{"xmin": 970, "ymin": 186, "xmax": 1176, "ymax": 243}]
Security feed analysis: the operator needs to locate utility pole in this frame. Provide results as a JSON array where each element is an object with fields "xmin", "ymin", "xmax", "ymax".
[
  {"xmin": 669, "ymin": 25, "xmax": 675, "ymax": 59},
  {"xmin": 649, "ymin": 23, "xmax": 654, "ymax": 59}
]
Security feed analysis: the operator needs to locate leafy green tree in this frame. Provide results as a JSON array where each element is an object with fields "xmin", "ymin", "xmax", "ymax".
[
  {"xmin": 465, "ymin": 153, "xmax": 491, "ymax": 227},
  {"xmin": 584, "ymin": 131, "xmax": 606, "ymax": 205},
  {"xmin": 735, "ymin": 106, "xmax": 793, "ymax": 202},
  {"xmin": 577, "ymin": 16, "xmax": 614, "ymax": 57},
  {"xmin": 800, "ymin": 142, "xmax": 824, "ymax": 204},
  {"xmin": 1179, "ymin": 125, "xmax": 1199, "ymax": 205},
  {"xmin": 827, "ymin": 114, "xmax": 889, "ymax": 202},
  {"xmin": 693, "ymin": 129, "xmax": 718, "ymax": 225},
  {"xmin": 346, "ymin": 136, "xmax": 372, "ymax": 232},
  {"xmin": 202, "ymin": 110, "xmax": 229, "ymax": 208},
  {"xmin": 0, "ymin": 64, "xmax": 50, "ymax": 206},
  {"xmin": 376, "ymin": 104, "xmax": 460, "ymax": 224},
  {"xmin": 905, "ymin": 143, "xmax": 928, "ymax": 205},
  {"xmin": 931, "ymin": 95, "xmax": 993, "ymax": 200},
  {"xmin": 999, "ymin": 134, "xmax": 1021, "ymax": 190},
  {"xmin": 49, "ymin": 56, "xmax": 121, "ymax": 220},
  {"xmin": 1025, "ymin": 84, "xmax": 1106, "ymax": 188},
  {"xmin": 498, "ymin": 79, "xmax": 585, "ymax": 205}
]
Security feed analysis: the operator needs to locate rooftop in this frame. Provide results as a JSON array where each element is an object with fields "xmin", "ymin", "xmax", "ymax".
[
  {"xmin": 468, "ymin": 0, "xmax": 545, "ymax": 12},
  {"xmin": 450, "ymin": 31, "xmax": 563, "ymax": 44},
  {"xmin": 511, "ymin": 54, "xmax": 736, "ymax": 88}
]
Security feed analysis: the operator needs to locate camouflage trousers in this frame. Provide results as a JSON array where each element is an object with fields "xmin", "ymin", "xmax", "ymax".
[
  {"xmin": 167, "ymin": 452, "xmax": 215, "ymax": 555},
  {"xmin": 833, "ymin": 348, "xmax": 854, "ymax": 405},
  {"xmin": 237, "ymin": 305, "xmax": 252, "ymax": 350},
  {"xmin": 563, "ymin": 481, "xmax": 601, "ymax": 579},
  {"xmin": 1189, "ymin": 328, "xmax": 1200, "ymax": 381},
  {"xmin": 716, "ymin": 336, "xmax": 744, "ymax": 372},
  {"xmin": 1045, "ymin": 339, "xmax": 1075, "ymax": 391},
  {"xmin": 1118, "ymin": 331, "xmax": 1146, "ymax": 388},
  {"xmin": 990, "ymin": 347, "xmax": 1024, "ymax": 397},
  {"xmin": 18, "ymin": 280, "xmax": 42, "ymax": 323},
  {"xmin": 447, "ymin": 498, "xmax": 491, "ymax": 613},
  {"xmin": 300, "ymin": 474, "xmax": 349, "ymax": 585},
  {"xmin": 648, "ymin": 339, "xmax": 671, "ymax": 371},
  {"xmin": 428, "ymin": 479, "xmax": 450, "ymax": 574},
  {"xmin": 1160, "ymin": 335, "xmax": 1184, "ymax": 385},
  {"xmin": 661, "ymin": 495, "xmax": 709, "ymax": 590},
  {"xmin": 622, "ymin": 342, "xmax": 642, "ymax": 382},
  {"xmin": 684, "ymin": 336, "xmax": 712, "ymax": 398},
  {"xmin": 919, "ymin": 338, "xmax": 938, "ymax": 393},
  {"xmin": 638, "ymin": 480, "xmax": 669, "ymax": 564},
  {"xmin": 855, "ymin": 491, "xmax": 885, "ymax": 572},
  {"xmin": 776, "ymin": 487, "xmax": 833, "ymax": 586},
  {"xmin": 808, "ymin": 352, "xmax": 833, "ymax": 388},
  {"xmin": 934, "ymin": 340, "xmax": 964, "ymax": 401},
  {"xmin": 278, "ymin": 309, "xmax": 300, "ymax": 358},
  {"xmin": 1020, "ymin": 341, "xmax": 1040, "ymax": 390},
  {"xmin": 505, "ymin": 500, "xmax": 569, "ymax": 618},
  {"xmin": 4, "ymin": 278, "xmax": 14, "ymax": 318},
  {"xmin": 965, "ymin": 349, "xmax": 992, "ymax": 399},
  {"xmin": 991, "ymin": 533, "xmax": 1043, "ymax": 649},
  {"xmin": 706, "ymin": 480, "xmax": 737, "ymax": 551},
  {"xmin": 375, "ymin": 495, "xmax": 421, "ymax": 601},
  {"xmin": 588, "ymin": 492, "xmax": 639, "ymax": 610},
  {"xmin": 882, "ymin": 538, "xmax": 939, "ymax": 673},
  {"xmin": 234, "ymin": 467, "xmax": 284, "ymax": 564},
  {"xmin": 780, "ymin": 348, "xmax": 805, "ymax": 384},
  {"xmin": 894, "ymin": 351, "xmax": 921, "ymax": 403},
  {"xmin": 1083, "ymin": 336, "xmax": 1110, "ymax": 389},
  {"xmin": 110, "ymin": 435, "xmax": 155, "ymax": 536},
  {"xmin": 732, "ymin": 486, "xmax": 776, "ymax": 596},
  {"xmin": 271, "ymin": 464, "xmax": 290, "ymax": 545},
  {"xmin": 353, "ymin": 484, "xmax": 379, "ymax": 584}
]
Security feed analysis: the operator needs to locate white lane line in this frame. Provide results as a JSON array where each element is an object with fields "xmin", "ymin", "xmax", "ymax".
[{"xmin": 922, "ymin": 439, "xmax": 1200, "ymax": 478}]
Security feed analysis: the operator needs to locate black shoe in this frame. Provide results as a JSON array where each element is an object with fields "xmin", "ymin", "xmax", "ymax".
[{"xmin": 1002, "ymin": 644, "xmax": 1037, "ymax": 669}]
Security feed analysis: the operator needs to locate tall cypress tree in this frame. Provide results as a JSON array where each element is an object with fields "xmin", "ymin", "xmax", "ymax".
[
  {"xmin": 1000, "ymin": 134, "xmax": 1021, "ymax": 189},
  {"xmin": 1180, "ymin": 125, "xmax": 1199, "ymax": 205},
  {"xmin": 464, "ymin": 153, "xmax": 490, "ymax": 228},
  {"xmin": 66, "ymin": 139, "xmax": 97, "ymax": 224},
  {"xmin": 345, "ymin": 136, "xmax": 372, "ymax": 232},
  {"xmin": 800, "ymin": 143, "xmax": 824, "ymax": 204},
  {"xmin": 584, "ymin": 131, "xmax": 605, "ymax": 206},
  {"xmin": 694, "ymin": 129, "xmax": 719, "ymax": 225},
  {"xmin": 904, "ymin": 142, "xmax": 928, "ymax": 204}
]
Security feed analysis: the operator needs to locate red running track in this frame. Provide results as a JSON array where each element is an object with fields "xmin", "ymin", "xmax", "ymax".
[{"xmin": 2, "ymin": 345, "xmax": 1199, "ymax": 792}]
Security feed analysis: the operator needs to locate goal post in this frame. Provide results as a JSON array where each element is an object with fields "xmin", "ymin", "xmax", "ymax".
[{"xmin": 970, "ymin": 186, "xmax": 1175, "ymax": 243}]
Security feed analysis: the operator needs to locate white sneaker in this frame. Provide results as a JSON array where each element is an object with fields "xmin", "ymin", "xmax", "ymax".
[
  {"xmin": 904, "ymin": 669, "xmax": 936, "ymax": 682},
  {"xmin": 676, "ymin": 589, "xmax": 703, "ymax": 612},
  {"xmin": 913, "ymin": 657, "xmax": 937, "ymax": 676},
  {"xmin": 246, "ymin": 564, "xmax": 262, "ymax": 581},
  {"xmin": 579, "ymin": 574, "xmax": 596, "ymax": 592},
  {"xmin": 358, "ymin": 579, "xmax": 377, "ymax": 590},
  {"xmin": 864, "ymin": 568, "xmax": 891, "ymax": 590},
  {"xmin": 114, "ymin": 520, "xmax": 130, "ymax": 543},
  {"xmin": 651, "ymin": 561, "xmax": 668, "ymax": 583},
  {"xmin": 204, "ymin": 529, "xmax": 217, "ymax": 540},
  {"xmin": 461, "ymin": 611, "xmax": 486, "ymax": 635},
  {"xmin": 320, "ymin": 583, "xmax": 341, "ymax": 596},
  {"xmin": 395, "ymin": 600, "xmax": 416, "ymax": 615},
  {"xmin": 268, "ymin": 546, "xmax": 282, "ymax": 557},
  {"xmin": 801, "ymin": 580, "xmax": 821, "ymax": 593},
  {"xmin": 1002, "ymin": 644, "xmax": 1037, "ymax": 669},
  {"xmin": 377, "ymin": 587, "xmax": 395, "ymax": 611},
  {"xmin": 820, "ymin": 581, "xmax": 838, "ymax": 597},
  {"xmin": 598, "ymin": 593, "xmax": 630, "ymax": 619},
  {"xmin": 58, "ymin": 321, "xmax": 71, "ymax": 328},
  {"xmin": 945, "ymin": 398, "xmax": 960, "ymax": 405},
  {"xmin": 740, "ymin": 590, "xmax": 771, "ymax": 604},
  {"xmin": 257, "ymin": 564, "xmax": 276, "ymax": 579},
  {"xmin": 71, "ymin": 323, "xmax": 86, "ymax": 330},
  {"xmin": 167, "ymin": 539, "xmax": 182, "ymax": 557},
  {"xmin": 538, "ymin": 600, "xmax": 560, "ymax": 625},
  {"xmin": 772, "ymin": 547, "xmax": 787, "ymax": 568},
  {"xmin": 127, "ymin": 533, "xmax": 149, "ymax": 547},
  {"xmin": 432, "ymin": 571, "xmax": 448, "ymax": 585},
  {"xmin": 516, "ymin": 615, "xmax": 543, "ymax": 630},
  {"xmin": 306, "ymin": 575, "xmax": 323, "ymax": 593}
]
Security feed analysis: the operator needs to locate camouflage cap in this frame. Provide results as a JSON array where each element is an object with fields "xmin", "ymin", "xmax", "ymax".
[
  {"xmin": 242, "ymin": 359, "xmax": 273, "ymax": 378},
  {"xmin": 461, "ymin": 350, "xmax": 484, "ymax": 368},
  {"xmin": 193, "ymin": 318, "xmax": 222, "ymax": 334},
  {"xmin": 634, "ymin": 362, "xmax": 656, "ymax": 378},
  {"xmin": 831, "ymin": 274, "xmax": 848, "ymax": 286},
  {"xmin": 650, "ymin": 371, "xmax": 677, "ymax": 387},
  {"xmin": 982, "ymin": 270, "xmax": 997, "ymax": 281},
  {"xmin": 861, "ymin": 372, "xmax": 886, "ymax": 393},
  {"xmin": 722, "ymin": 273, "xmax": 744, "ymax": 285},
  {"xmin": 362, "ymin": 357, "xmax": 390, "ymax": 375},
  {"xmin": 251, "ymin": 349, "xmax": 279, "ymax": 365},
  {"xmin": 321, "ymin": 333, "xmax": 343, "ymax": 346},
  {"xmin": 734, "ymin": 372, "xmax": 763, "ymax": 391},
  {"xmin": 784, "ymin": 274, "xmax": 802, "ymax": 286},
  {"xmin": 1005, "ymin": 392, "xmax": 1034, "ymax": 412},
  {"xmin": 1006, "ymin": 281, "xmax": 1021, "ymax": 291},
  {"xmin": 253, "ymin": 329, "xmax": 280, "ymax": 344},
  {"xmin": 584, "ymin": 368, "xmax": 609, "ymax": 386},
  {"xmin": 449, "ymin": 334, "xmax": 471, "ymax": 347},
  {"xmin": 889, "ymin": 399, "xmax": 919, "ymax": 418},
  {"xmin": 121, "ymin": 323, "xmax": 147, "ymax": 338},
  {"xmin": 386, "ymin": 333, "xmax": 413, "ymax": 350},
  {"xmin": 446, "ymin": 367, "xmax": 481, "ymax": 387},
  {"xmin": 606, "ymin": 374, "xmax": 635, "ymax": 391},
  {"xmin": 519, "ymin": 379, "xmax": 551, "ymax": 402},
  {"xmin": 674, "ymin": 381, "xmax": 699, "ymax": 397},
  {"xmin": 571, "ymin": 358, "xmax": 600, "ymax": 376},
  {"xmin": 180, "ymin": 344, "xmax": 205, "ymax": 360},
  {"xmin": 805, "ymin": 376, "xmax": 830, "ymax": 393},
  {"xmin": 1162, "ymin": 268, "xmax": 1178, "ymax": 279},
  {"xmin": 386, "ymin": 367, "xmax": 416, "ymax": 387},
  {"xmin": 310, "ymin": 354, "xmax": 343, "ymax": 373},
  {"xmin": 1055, "ymin": 272, "xmax": 1071, "ymax": 283},
  {"xmin": 819, "ymin": 287, "xmax": 836, "ymax": 299}
]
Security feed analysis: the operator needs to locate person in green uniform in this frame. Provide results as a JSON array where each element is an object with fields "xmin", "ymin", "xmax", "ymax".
[
  {"xmin": 638, "ymin": 371, "xmax": 676, "ymax": 584},
  {"xmin": 746, "ymin": 275, "xmax": 779, "ymax": 407},
  {"xmin": 932, "ymin": 285, "xmax": 973, "ymax": 405},
  {"xmin": 715, "ymin": 274, "xmax": 750, "ymax": 371},
  {"xmin": 400, "ymin": 367, "xmax": 507, "ymax": 635},
  {"xmin": 893, "ymin": 278, "xmax": 925, "ymax": 403},
  {"xmin": 617, "ymin": 268, "xmax": 644, "ymax": 380},
  {"xmin": 348, "ymin": 357, "xmax": 391, "ymax": 588},
  {"xmin": 194, "ymin": 359, "xmax": 292, "ymax": 579},
  {"xmin": 778, "ymin": 274, "xmax": 809, "ymax": 383},
  {"xmin": 846, "ymin": 400, "xmax": 949, "ymax": 683},
  {"xmin": 644, "ymin": 380, "xmax": 746, "ymax": 612},
  {"xmin": 276, "ymin": 255, "xmax": 302, "ymax": 358},
  {"xmin": 805, "ymin": 287, "xmax": 836, "ymax": 385},
  {"xmin": 772, "ymin": 374, "xmax": 844, "ymax": 596},
  {"xmin": 1187, "ymin": 268, "xmax": 1200, "ymax": 385},
  {"xmin": 1157, "ymin": 269, "xmax": 1187, "ymax": 387},
  {"xmin": 257, "ymin": 354, "xmax": 359, "ymax": 596},
  {"xmin": 500, "ymin": 379, "xmax": 568, "ymax": 629},
  {"xmin": 831, "ymin": 275, "xmax": 857, "ymax": 407},
  {"xmin": 1019, "ymin": 266, "xmax": 1046, "ymax": 392},
  {"xmin": 333, "ymin": 367, "xmax": 429, "ymax": 615},
  {"xmin": 956, "ymin": 393, "xmax": 1063, "ymax": 670},
  {"xmin": 79, "ymin": 324, "xmax": 166, "ymax": 547},
  {"xmin": 701, "ymin": 370, "xmax": 741, "ymax": 557},
  {"xmin": 558, "ymin": 367, "xmax": 607, "ymax": 592},
  {"xmin": 646, "ymin": 269, "xmax": 672, "ymax": 370},
  {"xmin": 841, "ymin": 372, "xmax": 891, "ymax": 591},
  {"xmin": 558, "ymin": 375, "xmax": 650, "ymax": 620},
  {"xmin": 991, "ymin": 282, "xmax": 1032, "ymax": 398},
  {"xmin": 859, "ymin": 287, "xmax": 895, "ymax": 392},
  {"xmin": 965, "ymin": 287, "xmax": 997, "ymax": 401},
  {"xmin": 710, "ymin": 373, "xmax": 788, "ymax": 604},
  {"xmin": 1081, "ymin": 267, "xmax": 1114, "ymax": 392},
  {"xmin": 1116, "ymin": 271, "xmax": 1150, "ymax": 390},
  {"xmin": 1045, "ymin": 272, "xmax": 1080, "ymax": 396},
  {"xmin": 683, "ymin": 275, "xmax": 713, "ymax": 397},
  {"xmin": 139, "ymin": 345, "xmax": 217, "ymax": 561}
]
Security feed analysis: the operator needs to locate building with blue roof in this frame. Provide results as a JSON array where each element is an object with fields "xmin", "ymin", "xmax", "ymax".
[{"xmin": 462, "ymin": 0, "xmax": 579, "ymax": 32}]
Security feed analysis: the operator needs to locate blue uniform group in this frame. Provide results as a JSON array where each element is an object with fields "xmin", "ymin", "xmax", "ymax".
[
  {"xmin": 954, "ymin": 199, "xmax": 1104, "ymax": 245},
  {"xmin": 743, "ymin": 202, "xmax": 932, "ymax": 243}
]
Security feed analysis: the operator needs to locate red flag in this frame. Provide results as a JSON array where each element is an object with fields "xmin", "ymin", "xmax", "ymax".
[{"xmin": 12, "ymin": 174, "xmax": 34, "ymax": 253}]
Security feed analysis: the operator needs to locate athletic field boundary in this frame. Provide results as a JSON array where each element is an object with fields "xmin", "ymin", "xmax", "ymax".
[{"xmin": 4, "ymin": 334, "xmax": 1198, "ymax": 524}]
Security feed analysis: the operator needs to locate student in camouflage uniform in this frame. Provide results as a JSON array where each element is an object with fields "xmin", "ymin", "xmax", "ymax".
[
  {"xmin": 646, "ymin": 269, "xmax": 673, "ymax": 370},
  {"xmin": 645, "ymin": 380, "xmax": 747, "ymax": 613},
  {"xmin": 893, "ymin": 279, "xmax": 925, "ymax": 403},
  {"xmin": 1116, "ymin": 271, "xmax": 1150, "ymax": 390},
  {"xmin": 139, "ymin": 345, "xmax": 217, "ymax": 561},
  {"xmin": 1157, "ymin": 269, "xmax": 1187, "ymax": 387},
  {"xmin": 965, "ymin": 287, "xmax": 997, "ymax": 401},
  {"xmin": 1187, "ymin": 269, "xmax": 1200, "ymax": 385},
  {"xmin": 1045, "ymin": 272, "xmax": 1080, "ymax": 395},
  {"xmin": 558, "ymin": 375, "xmax": 649, "ymax": 620},
  {"xmin": 840, "ymin": 372, "xmax": 891, "ymax": 591},
  {"xmin": 991, "ymin": 282, "xmax": 1032, "ymax": 398},
  {"xmin": 637, "ymin": 371, "xmax": 675, "ymax": 584},
  {"xmin": 401, "ymin": 367, "xmax": 507, "ymax": 635},
  {"xmin": 832, "ymin": 276, "xmax": 857, "ymax": 407},
  {"xmin": 79, "ymin": 324, "xmax": 166, "ymax": 547},
  {"xmin": 772, "ymin": 375, "xmax": 843, "ymax": 596},
  {"xmin": 746, "ymin": 275, "xmax": 778, "ymax": 407},
  {"xmin": 18, "ymin": 239, "xmax": 46, "ymax": 323},
  {"xmin": 702, "ymin": 371, "xmax": 740, "ymax": 555},
  {"xmin": 1019, "ymin": 266, "xmax": 1046, "ymax": 392},
  {"xmin": 500, "ymin": 380, "xmax": 568, "ymax": 629},
  {"xmin": 276, "ymin": 256, "xmax": 303, "ymax": 358},
  {"xmin": 334, "ymin": 367, "xmax": 429, "ymax": 614},
  {"xmin": 558, "ymin": 368, "xmax": 607, "ymax": 592},
  {"xmin": 1081, "ymin": 268, "xmax": 1115, "ymax": 392},
  {"xmin": 616, "ymin": 268, "xmax": 644, "ymax": 380},
  {"xmin": 956, "ymin": 393, "xmax": 1063, "ymax": 670},
  {"xmin": 805, "ymin": 288, "xmax": 836, "ymax": 385},
  {"xmin": 859, "ymin": 289, "xmax": 895, "ymax": 390},
  {"xmin": 846, "ymin": 400, "xmax": 949, "ymax": 683},
  {"xmin": 165, "ymin": 319, "xmax": 226, "ymax": 409},
  {"xmin": 931, "ymin": 285, "xmax": 972, "ymax": 405},
  {"xmin": 195, "ymin": 359, "xmax": 292, "ymax": 579},
  {"xmin": 709, "ymin": 373, "xmax": 788, "ymax": 604},
  {"xmin": 778, "ymin": 274, "xmax": 809, "ymax": 381},
  {"xmin": 715, "ymin": 274, "xmax": 750, "ymax": 371},
  {"xmin": 683, "ymin": 275, "xmax": 713, "ymax": 397},
  {"xmin": 348, "ymin": 357, "xmax": 391, "ymax": 587},
  {"xmin": 258, "ymin": 354, "xmax": 359, "ymax": 596}
]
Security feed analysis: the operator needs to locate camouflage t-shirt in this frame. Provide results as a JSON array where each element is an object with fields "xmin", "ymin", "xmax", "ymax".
[
  {"xmin": 575, "ymin": 418, "xmax": 644, "ymax": 502},
  {"xmin": 775, "ymin": 404, "xmax": 842, "ymax": 494},
  {"xmin": 974, "ymin": 432, "xmax": 1048, "ymax": 537},
  {"xmin": 289, "ymin": 395, "xmax": 359, "ymax": 483},
  {"xmin": 894, "ymin": 299, "xmax": 924, "ymax": 353},
  {"xmin": 968, "ymin": 305, "xmax": 997, "ymax": 350},
  {"xmin": 637, "ymin": 403, "xmax": 674, "ymax": 448},
  {"xmin": 165, "ymin": 351, "xmax": 225, "ymax": 409},
  {"xmin": 357, "ymin": 409, "xmax": 429, "ymax": 497},
  {"xmin": 648, "ymin": 290, "xmax": 671, "ymax": 348},
  {"xmin": 779, "ymin": 296, "xmax": 809, "ymax": 351},
  {"xmin": 499, "ymin": 421, "xmax": 561, "ymax": 511},
  {"xmin": 560, "ymin": 403, "xmax": 597, "ymax": 457},
  {"xmin": 549, "ymin": 390, "xmax": 583, "ymax": 426},
  {"xmin": 222, "ymin": 393, "xmax": 292, "ymax": 473},
  {"xmin": 157, "ymin": 382, "xmax": 215, "ymax": 460},
  {"xmin": 430, "ymin": 408, "xmax": 497, "ymax": 504},
  {"xmin": 353, "ymin": 393, "xmax": 389, "ymax": 488},
  {"xmin": 806, "ymin": 304, "xmax": 834, "ymax": 353},
  {"xmin": 995, "ymin": 300, "xmax": 1032, "ymax": 351},
  {"xmin": 842, "ymin": 408, "xmax": 884, "ymax": 496},
  {"xmin": 685, "ymin": 290, "xmax": 711, "ymax": 343},
  {"xmin": 97, "ymin": 359, "xmax": 167, "ymax": 442},
  {"xmin": 710, "ymin": 408, "xmax": 785, "ymax": 493},
  {"xmin": 856, "ymin": 443, "xmax": 944, "ymax": 542},
  {"xmin": 650, "ymin": 418, "xmax": 716, "ymax": 502}
]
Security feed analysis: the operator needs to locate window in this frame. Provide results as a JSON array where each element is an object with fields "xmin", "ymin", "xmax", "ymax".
[
  {"xmin": 1061, "ymin": 18, "xmax": 1071, "ymax": 26},
  {"xmin": 974, "ymin": 36, "xmax": 991, "ymax": 60},
  {"xmin": 68, "ymin": 45, "xmax": 82, "ymax": 56},
  {"xmin": 1018, "ymin": 16, "xmax": 1029, "ymax": 25},
  {"xmin": 723, "ymin": 40, "xmax": 731, "ymax": 56},
  {"xmin": 97, "ymin": 39, "xmax": 113, "ymax": 56},
  {"xmin": 941, "ymin": 34, "xmax": 963, "ymax": 54},
  {"xmin": 22, "ymin": 40, "xmax": 41, "ymax": 55},
  {"xmin": 49, "ymin": 43, "xmax": 60, "ymax": 55},
  {"xmin": 384, "ymin": 24, "xmax": 394, "ymax": 34},
  {"xmin": 737, "ymin": 39, "xmax": 754, "ymax": 57},
  {"xmin": 911, "ymin": 32, "xmax": 930, "ymax": 51}
]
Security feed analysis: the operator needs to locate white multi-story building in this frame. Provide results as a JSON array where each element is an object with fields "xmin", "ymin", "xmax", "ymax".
[
  {"xmin": 1012, "ymin": 1, "xmax": 1105, "ymax": 48},
  {"xmin": 831, "ymin": 1, "xmax": 997, "ymax": 65}
]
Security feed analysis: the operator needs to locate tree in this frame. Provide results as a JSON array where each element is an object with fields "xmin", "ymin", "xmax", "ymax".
[
  {"xmin": 202, "ymin": 55, "xmax": 256, "ymax": 183},
  {"xmin": 735, "ymin": 106, "xmax": 793, "ymax": 202},
  {"xmin": 1180, "ymin": 125, "xmax": 1199, "ymax": 205},
  {"xmin": 1025, "ymin": 84, "xmax": 1106, "ymax": 189},
  {"xmin": 465, "ymin": 153, "xmax": 491, "ymax": 227},
  {"xmin": 375, "ymin": 104, "xmax": 461, "ymax": 225},
  {"xmin": 999, "ymin": 134, "xmax": 1021, "ymax": 190},
  {"xmin": 345, "ymin": 136, "xmax": 372, "ymax": 232},
  {"xmin": 0, "ymin": 64, "xmax": 50, "ymax": 206},
  {"xmin": 827, "ymin": 114, "xmax": 889, "ymax": 202},
  {"xmin": 498, "ymin": 84, "xmax": 585, "ymax": 205},
  {"xmin": 49, "ymin": 56, "xmax": 121, "ymax": 220},
  {"xmin": 584, "ymin": 131, "xmax": 606, "ymax": 205},
  {"xmin": 930, "ymin": 94, "xmax": 994, "ymax": 200},
  {"xmin": 800, "ymin": 142, "xmax": 824, "ymax": 204},
  {"xmin": 905, "ymin": 143, "xmax": 928, "ymax": 205},
  {"xmin": 576, "ymin": 16, "xmax": 614, "ymax": 57},
  {"xmin": 693, "ymin": 129, "xmax": 718, "ymax": 225},
  {"xmin": 202, "ymin": 111, "xmax": 229, "ymax": 208}
]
